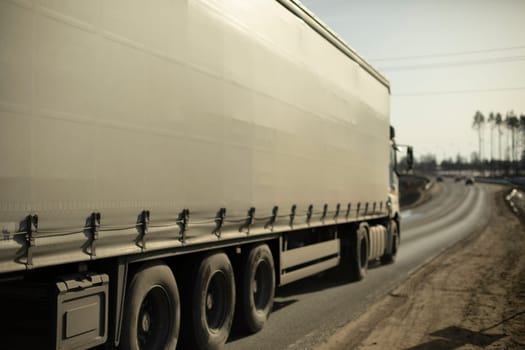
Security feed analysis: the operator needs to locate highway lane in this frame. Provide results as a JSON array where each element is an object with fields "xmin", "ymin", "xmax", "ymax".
[{"xmin": 226, "ymin": 180, "xmax": 495, "ymax": 350}]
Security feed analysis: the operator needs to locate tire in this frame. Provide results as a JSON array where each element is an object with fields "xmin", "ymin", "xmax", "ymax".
[
  {"xmin": 191, "ymin": 251, "xmax": 236, "ymax": 350},
  {"xmin": 121, "ymin": 262, "xmax": 180, "ymax": 350},
  {"xmin": 350, "ymin": 223, "xmax": 369, "ymax": 281},
  {"xmin": 381, "ymin": 220, "xmax": 399, "ymax": 265},
  {"xmin": 239, "ymin": 244, "xmax": 275, "ymax": 333}
]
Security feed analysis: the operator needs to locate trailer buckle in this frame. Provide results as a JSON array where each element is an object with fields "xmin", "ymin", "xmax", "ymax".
[
  {"xmin": 21, "ymin": 214, "xmax": 38, "ymax": 267},
  {"xmin": 289, "ymin": 204, "xmax": 297, "ymax": 228},
  {"xmin": 239, "ymin": 207, "xmax": 255, "ymax": 234},
  {"xmin": 306, "ymin": 205, "xmax": 313, "ymax": 225},
  {"xmin": 137, "ymin": 210, "xmax": 150, "ymax": 250},
  {"xmin": 213, "ymin": 208, "xmax": 226, "ymax": 238},
  {"xmin": 334, "ymin": 203, "xmax": 341, "ymax": 220},
  {"xmin": 87, "ymin": 212, "xmax": 100, "ymax": 257},
  {"xmin": 177, "ymin": 209, "xmax": 189, "ymax": 243},
  {"xmin": 345, "ymin": 203, "xmax": 351, "ymax": 220},
  {"xmin": 264, "ymin": 206, "xmax": 279, "ymax": 231},
  {"xmin": 321, "ymin": 204, "xmax": 328, "ymax": 223}
]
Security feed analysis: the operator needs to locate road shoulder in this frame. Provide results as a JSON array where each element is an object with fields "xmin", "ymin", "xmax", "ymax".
[{"xmin": 318, "ymin": 186, "xmax": 525, "ymax": 350}]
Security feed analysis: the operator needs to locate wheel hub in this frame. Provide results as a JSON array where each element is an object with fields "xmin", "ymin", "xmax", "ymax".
[
  {"xmin": 141, "ymin": 311, "xmax": 151, "ymax": 333},
  {"xmin": 205, "ymin": 271, "xmax": 228, "ymax": 331},
  {"xmin": 207, "ymin": 292, "xmax": 214, "ymax": 310},
  {"xmin": 136, "ymin": 285, "xmax": 172, "ymax": 349}
]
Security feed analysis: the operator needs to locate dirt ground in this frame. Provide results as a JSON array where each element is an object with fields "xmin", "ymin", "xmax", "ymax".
[{"xmin": 319, "ymin": 186, "xmax": 525, "ymax": 350}]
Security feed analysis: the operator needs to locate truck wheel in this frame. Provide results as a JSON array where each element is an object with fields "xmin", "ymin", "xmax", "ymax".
[
  {"xmin": 121, "ymin": 262, "xmax": 180, "ymax": 350},
  {"xmin": 350, "ymin": 223, "xmax": 369, "ymax": 281},
  {"xmin": 191, "ymin": 252, "xmax": 235, "ymax": 350},
  {"xmin": 239, "ymin": 244, "xmax": 275, "ymax": 333},
  {"xmin": 381, "ymin": 220, "xmax": 399, "ymax": 264}
]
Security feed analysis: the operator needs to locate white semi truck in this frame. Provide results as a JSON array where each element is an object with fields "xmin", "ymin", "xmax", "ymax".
[{"xmin": 0, "ymin": 1, "xmax": 412, "ymax": 349}]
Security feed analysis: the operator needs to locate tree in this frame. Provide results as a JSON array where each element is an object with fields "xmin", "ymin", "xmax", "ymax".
[
  {"xmin": 415, "ymin": 154, "xmax": 437, "ymax": 172},
  {"xmin": 505, "ymin": 111, "xmax": 519, "ymax": 162},
  {"xmin": 495, "ymin": 112, "xmax": 503, "ymax": 161},
  {"xmin": 472, "ymin": 111, "xmax": 485, "ymax": 161},
  {"xmin": 440, "ymin": 157, "xmax": 455, "ymax": 172},
  {"xmin": 455, "ymin": 153, "xmax": 467, "ymax": 173},
  {"xmin": 487, "ymin": 112, "xmax": 495, "ymax": 162},
  {"xmin": 520, "ymin": 114, "xmax": 525, "ymax": 169}
]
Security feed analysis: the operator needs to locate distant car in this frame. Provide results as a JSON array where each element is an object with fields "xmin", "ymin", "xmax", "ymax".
[
  {"xmin": 436, "ymin": 176, "xmax": 443, "ymax": 182},
  {"xmin": 454, "ymin": 177, "xmax": 462, "ymax": 182},
  {"xmin": 465, "ymin": 177, "xmax": 475, "ymax": 185}
]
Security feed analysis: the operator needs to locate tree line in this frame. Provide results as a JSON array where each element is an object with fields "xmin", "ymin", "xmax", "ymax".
[
  {"xmin": 399, "ymin": 110, "xmax": 525, "ymax": 176},
  {"xmin": 471, "ymin": 110, "xmax": 525, "ymax": 175}
]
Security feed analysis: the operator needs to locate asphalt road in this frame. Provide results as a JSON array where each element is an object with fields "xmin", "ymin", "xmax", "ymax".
[{"xmin": 226, "ymin": 180, "xmax": 493, "ymax": 350}]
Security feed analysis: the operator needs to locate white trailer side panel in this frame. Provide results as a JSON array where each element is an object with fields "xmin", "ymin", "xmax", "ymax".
[{"xmin": 0, "ymin": 0, "xmax": 389, "ymax": 236}]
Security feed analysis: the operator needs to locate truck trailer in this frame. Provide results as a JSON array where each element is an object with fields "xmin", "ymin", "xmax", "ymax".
[{"xmin": 0, "ymin": 0, "xmax": 411, "ymax": 349}]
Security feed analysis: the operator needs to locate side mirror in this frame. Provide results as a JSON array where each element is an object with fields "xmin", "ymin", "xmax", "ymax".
[{"xmin": 407, "ymin": 146, "xmax": 414, "ymax": 170}]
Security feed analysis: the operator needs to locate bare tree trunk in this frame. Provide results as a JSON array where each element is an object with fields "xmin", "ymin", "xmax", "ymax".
[
  {"xmin": 498, "ymin": 127, "xmax": 502, "ymax": 160},
  {"xmin": 498, "ymin": 127, "xmax": 502, "ymax": 176},
  {"xmin": 478, "ymin": 128, "xmax": 482, "ymax": 161},
  {"xmin": 490, "ymin": 127, "xmax": 494, "ymax": 176}
]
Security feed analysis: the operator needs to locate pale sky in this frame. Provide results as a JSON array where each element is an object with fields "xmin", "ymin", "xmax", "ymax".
[{"xmin": 300, "ymin": 0, "xmax": 525, "ymax": 162}]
